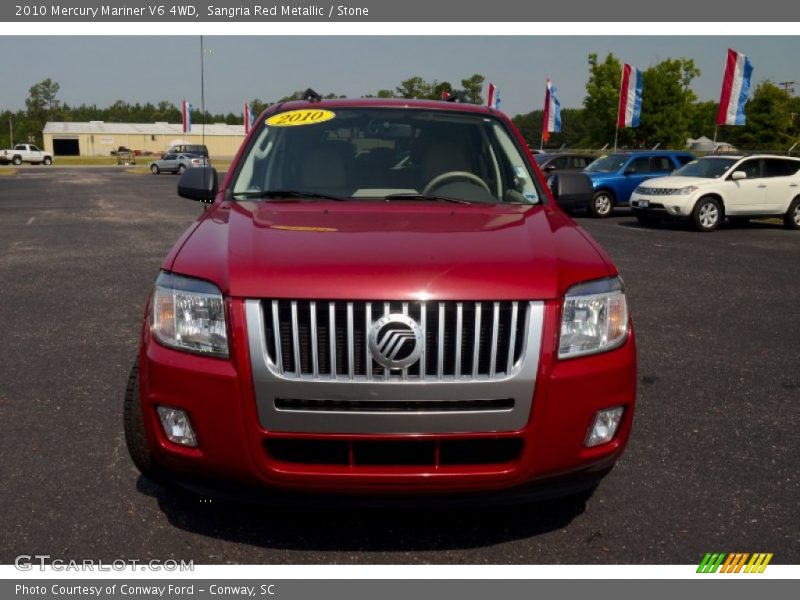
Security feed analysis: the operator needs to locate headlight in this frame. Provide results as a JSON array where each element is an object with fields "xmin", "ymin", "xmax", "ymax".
[
  {"xmin": 559, "ymin": 277, "xmax": 628, "ymax": 359},
  {"xmin": 678, "ymin": 185, "xmax": 699, "ymax": 195},
  {"xmin": 151, "ymin": 272, "xmax": 228, "ymax": 357}
]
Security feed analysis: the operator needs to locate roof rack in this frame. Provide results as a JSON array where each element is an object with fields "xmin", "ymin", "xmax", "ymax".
[
  {"xmin": 302, "ymin": 88, "xmax": 322, "ymax": 103},
  {"xmin": 445, "ymin": 90, "xmax": 470, "ymax": 104}
]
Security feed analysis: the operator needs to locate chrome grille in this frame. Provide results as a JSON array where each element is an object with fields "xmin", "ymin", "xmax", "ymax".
[
  {"xmin": 261, "ymin": 300, "xmax": 529, "ymax": 382},
  {"xmin": 635, "ymin": 186, "xmax": 681, "ymax": 196}
]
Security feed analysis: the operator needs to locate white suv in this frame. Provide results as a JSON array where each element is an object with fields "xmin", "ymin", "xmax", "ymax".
[{"xmin": 630, "ymin": 155, "xmax": 800, "ymax": 232}]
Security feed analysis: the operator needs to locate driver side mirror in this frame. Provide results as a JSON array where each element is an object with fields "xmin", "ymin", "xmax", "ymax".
[
  {"xmin": 623, "ymin": 167, "xmax": 635, "ymax": 176},
  {"xmin": 731, "ymin": 170, "xmax": 747, "ymax": 180},
  {"xmin": 544, "ymin": 163, "xmax": 556, "ymax": 172},
  {"xmin": 177, "ymin": 166, "xmax": 218, "ymax": 203}
]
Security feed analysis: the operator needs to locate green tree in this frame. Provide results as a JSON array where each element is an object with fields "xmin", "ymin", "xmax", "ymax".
[
  {"xmin": 725, "ymin": 82, "xmax": 794, "ymax": 150},
  {"xmin": 638, "ymin": 58, "xmax": 701, "ymax": 148},
  {"xmin": 583, "ymin": 53, "xmax": 624, "ymax": 147},
  {"xmin": 396, "ymin": 76, "xmax": 432, "ymax": 99},
  {"xmin": 24, "ymin": 78, "xmax": 61, "ymax": 145},
  {"xmin": 512, "ymin": 108, "xmax": 591, "ymax": 149},
  {"xmin": 687, "ymin": 100, "xmax": 718, "ymax": 140},
  {"xmin": 461, "ymin": 74, "xmax": 485, "ymax": 105}
]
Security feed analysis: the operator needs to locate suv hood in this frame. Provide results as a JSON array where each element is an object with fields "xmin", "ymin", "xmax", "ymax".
[
  {"xmin": 168, "ymin": 201, "xmax": 612, "ymax": 301},
  {"xmin": 637, "ymin": 176, "xmax": 717, "ymax": 188}
]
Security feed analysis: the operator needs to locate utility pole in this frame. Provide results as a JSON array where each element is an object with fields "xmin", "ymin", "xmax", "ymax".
[
  {"xmin": 9, "ymin": 117, "xmax": 12, "ymax": 147},
  {"xmin": 778, "ymin": 81, "xmax": 796, "ymax": 94}
]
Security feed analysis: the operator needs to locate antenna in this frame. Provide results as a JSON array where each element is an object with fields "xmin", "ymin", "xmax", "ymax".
[{"xmin": 200, "ymin": 35, "xmax": 209, "ymax": 207}]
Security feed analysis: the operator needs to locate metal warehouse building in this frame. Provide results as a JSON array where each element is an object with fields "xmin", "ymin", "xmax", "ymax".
[{"xmin": 43, "ymin": 121, "xmax": 246, "ymax": 158}]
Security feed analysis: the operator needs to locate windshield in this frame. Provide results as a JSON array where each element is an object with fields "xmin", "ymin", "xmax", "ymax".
[
  {"xmin": 231, "ymin": 107, "xmax": 542, "ymax": 204},
  {"xmin": 675, "ymin": 157, "xmax": 738, "ymax": 178},
  {"xmin": 585, "ymin": 154, "xmax": 628, "ymax": 173}
]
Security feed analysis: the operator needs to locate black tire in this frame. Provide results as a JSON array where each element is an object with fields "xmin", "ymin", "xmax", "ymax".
[
  {"xmin": 177, "ymin": 164, "xmax": 186, "ymax": 175},
  {"xmin": 43, "ymin": 157, "xmax": 52, "ymax": 165},
  {"xmin": 635, "ymin": 213, "xmax": 661, "ymax": 227},
  {"xmin": 124, "ymin": 362, "xmax": 166, "ymax": 484},
  {"xmin": 12, "ymin": 156, "xmax": 22, "ymax": 166},
  {"xmin": 692, "ymin": 196, "xmax": 723, "ymax": 232},
  {"xmin": 150, "ymin": 164, "xmax": 159, "ymax": 175},
  {"xmin": 589, "ymin": 190, "xmax": 614, "ymax": 218},
  {"xmin": 784, "ymin": 197, "xmax": 800, "ymax": 230}
]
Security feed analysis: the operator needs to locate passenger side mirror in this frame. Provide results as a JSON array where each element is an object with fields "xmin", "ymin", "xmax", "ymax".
[
  {"xmin": 551, "ymin": 172, "xmax": 593, "ymax": 207},
  {"xmin": 177, "ymin": 166, "xmax": 218, "ymax": 203},
  {"xmin": 544, "ymin": 164, "xmax": 556, "ymax": 172},
  {"xmin": 731, "ymin": 171, "xmax": 747, "ymax": 180}
]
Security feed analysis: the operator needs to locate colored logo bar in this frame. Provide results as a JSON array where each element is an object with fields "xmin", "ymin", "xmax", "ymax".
[{"xmin": 697, "ymin": 553, "xmax": 773, "ymax": 573}]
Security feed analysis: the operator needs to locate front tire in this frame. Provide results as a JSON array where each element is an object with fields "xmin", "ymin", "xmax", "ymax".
[
  {"xmin": 692, "ymin": 197, "xmax": 723, "ymax": 232},
  {"xmin": 12, "ymin": 156, "xmax": 22, "ymax": 166},
  {"xmin": 589, "ymin": 190, "xmax": 614, "ymax": 218},
  {"xmin": 150, "ymin": 164, "xmax": 159, "ymax": 175},
  {"xmin": 784, "ymin": 197, "xmax": 800, "ymax": 230},
  {"xmin": 124, "ymin": 362, "xmax": 164, "ymax": 484},
  {"xmin": 43, "ymin": 157, "xmax": 52, "ymax": 165}
]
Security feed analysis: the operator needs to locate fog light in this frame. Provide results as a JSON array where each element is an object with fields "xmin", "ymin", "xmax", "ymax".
[
  {"xmin": 157, "ymin": 406, "xmax": 198, "ymax": 447},
  {"xmin": 670, "ymin": 206, "xmax": 682, "ymax": 214},
  {"xmin": 585, "ymin": 407, "xmax": 625, "ymax": 447}
]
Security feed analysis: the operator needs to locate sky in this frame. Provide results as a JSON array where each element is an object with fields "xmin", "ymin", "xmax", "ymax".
[{"xmin": 0, "ymin": 36, "xmax": 798, "ymax": 118}]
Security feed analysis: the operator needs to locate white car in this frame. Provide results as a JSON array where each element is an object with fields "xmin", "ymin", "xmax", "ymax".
[{"xmin": 629, "ymin": 155, "xmax": 800, "ymax": 232}]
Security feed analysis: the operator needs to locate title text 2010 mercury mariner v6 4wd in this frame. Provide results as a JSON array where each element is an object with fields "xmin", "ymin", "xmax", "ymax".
[{"xmin": 124, "ymin": 95, "xmax": 637, "ymax": 503}]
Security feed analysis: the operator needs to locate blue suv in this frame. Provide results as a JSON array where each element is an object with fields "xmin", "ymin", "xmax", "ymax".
[{"xmin": 584, "ymin": 151, "xmax": 695, "ymax": 217}]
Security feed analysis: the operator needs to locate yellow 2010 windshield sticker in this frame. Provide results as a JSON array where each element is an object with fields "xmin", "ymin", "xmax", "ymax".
[{"xmin": 266, "ymin": 109, "xmax": 336, "ymax": 127}]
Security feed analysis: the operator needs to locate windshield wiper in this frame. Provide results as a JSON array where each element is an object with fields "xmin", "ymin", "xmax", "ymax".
[
  {"xmin": 232, "ymin": 189, "xmax": 347, "ymax": 201},
  {"xmin": 383, "ymin": 193, "xmax": 474, "ymax": 205}
]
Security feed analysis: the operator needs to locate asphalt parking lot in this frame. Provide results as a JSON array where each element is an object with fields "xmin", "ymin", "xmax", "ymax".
[{"xmin": 0, "ymin": 166, "xmax": 798, "ymax": 565}]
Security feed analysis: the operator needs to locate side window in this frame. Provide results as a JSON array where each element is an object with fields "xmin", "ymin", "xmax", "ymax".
[
  {"xmin": 651, "ymin": 157, "xmax": 673, "ymax": 173},
  {"xmin": 165, "ymin": 154, "xmax": 177, "ymax": 160},
  {"xmin": 784, "ymin": 160, "xmax": 800, "ymax": 176},
  {"xmin": 552, "ymin": 156, "xmax": 570, "ymax": 169},
  {"xmin": 627, "ymin": 157, "xmax": 651, "ymax": 174},
  {"xmin": 764, "ymin": 159, "xmax": 790, "ymax": 178},
  {"xmin": 572, "ymin": 157, "xmax": 589, "ymax": 169},
  {"xmin": 738, "ymin": 159, "xmax": 761, "ymax": 179},
  {"xmin": 30, "ymin": 145, "xmax": 39, "ymax": 152}
]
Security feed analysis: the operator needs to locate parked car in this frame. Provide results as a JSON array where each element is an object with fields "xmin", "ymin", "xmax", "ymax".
[
  {"xmin": 167, "ymin": 144, "xmax": 209, "ymax": 158},
  {"xmin": 0, "ymin": 144, "xmax": 53, "ymax": 166},
  {"xmin": 125, "ymin": 97, "xmax": 637, "ymax": 504},
  {"xmin": 584, "ymin": 151, "xmax": 695, "ymax": 217},
  {"xmin": 534, "ymin": 153, "xmax": 596, "ymax": 173},
  {"xmin": 630, "ymin": 154, "xmax": 800, "ymax": 231},
  {"xmin": 149, "ymin": 153, "xmax": 209, "ymax": 175}
]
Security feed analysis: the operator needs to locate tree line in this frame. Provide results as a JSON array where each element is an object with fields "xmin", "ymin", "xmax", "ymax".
[{"xmin": 2, "ymin": 61, "xmax": 799, "ymax": 152}]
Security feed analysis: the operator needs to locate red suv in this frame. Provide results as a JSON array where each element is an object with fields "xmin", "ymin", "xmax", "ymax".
[{"xmin": 124, "ymin": 98, "xmax": 637, "ymax": 503}]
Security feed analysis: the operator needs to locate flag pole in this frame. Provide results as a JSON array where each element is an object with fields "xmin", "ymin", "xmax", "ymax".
[{"xmin": 614, "ymin": 65, "xmax": 623, "ymax": 153}]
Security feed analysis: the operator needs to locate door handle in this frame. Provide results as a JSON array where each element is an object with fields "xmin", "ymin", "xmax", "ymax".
[
  {"xmin": 790, "ymin": 184, "xmax": 798, "ymax": 188},
  {"xmin": 757, "ymin": 184, "xmax": 767, "ymax": 188}
]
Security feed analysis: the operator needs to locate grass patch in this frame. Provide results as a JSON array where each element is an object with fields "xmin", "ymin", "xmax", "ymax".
[
  {"xmin": 0, "ymin": 168, "xmax": 17, "ymax": 176},
  {"xmin": 125, "ymin": 167, "xmax": 153, "ymax": 175},
  {"xmin": 55, "ymin": 156, "xmax": 133, "ymax": 166}
]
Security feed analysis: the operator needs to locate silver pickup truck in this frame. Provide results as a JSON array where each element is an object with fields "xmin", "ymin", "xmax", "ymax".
[{"xmin": 0, "ymin": 144, "xmax": 54, "ymax": 165}]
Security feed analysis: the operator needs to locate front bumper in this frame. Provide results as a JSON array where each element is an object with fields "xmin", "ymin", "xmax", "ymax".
[
  {"xmin": 630, "ymin": 194, "xmax": 694, "ymax": 217},
  {"xmin": 138, "ymin": 298, "xmax": 637, "ymax": 497}
]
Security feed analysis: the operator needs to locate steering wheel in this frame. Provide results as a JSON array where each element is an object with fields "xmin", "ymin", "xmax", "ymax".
[{"xmin": 423, "ymin": 171, "xmax": 491, "ymax": 195}]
